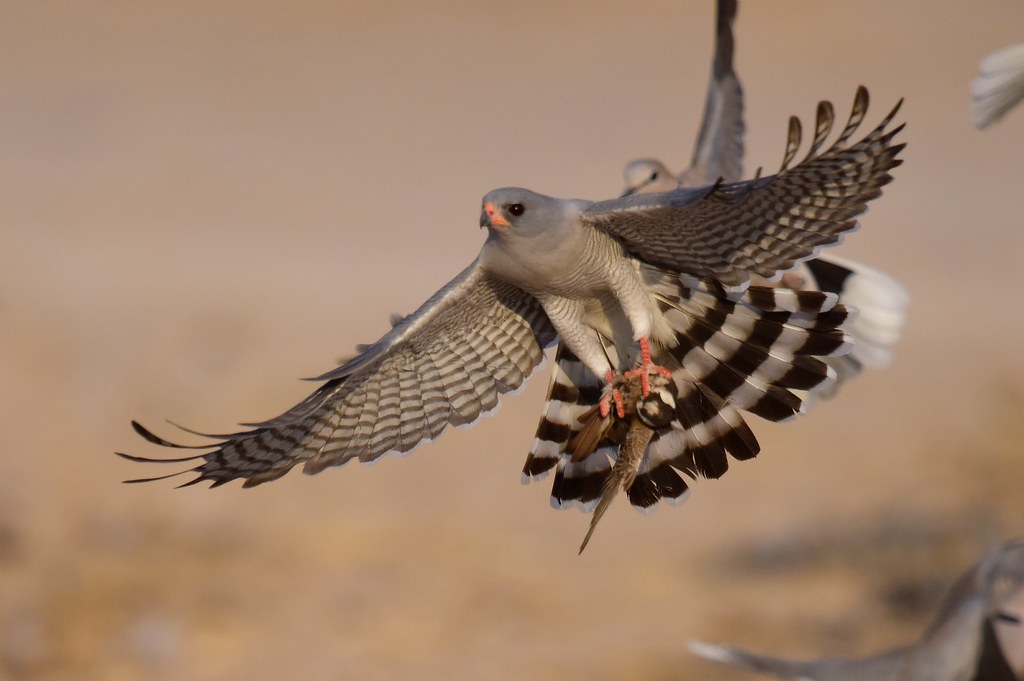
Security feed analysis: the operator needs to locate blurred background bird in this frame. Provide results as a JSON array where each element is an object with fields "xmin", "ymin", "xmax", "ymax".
[
  {"xmin": 690, "ymin": 539, "xmax": 1024, "ymax": 681},
  {"xmin": 972, "ymin": 42, "xmax": 1024, "ymax": 129}
]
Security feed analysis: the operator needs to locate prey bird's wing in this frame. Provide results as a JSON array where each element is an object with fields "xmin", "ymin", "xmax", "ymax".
[
  {"xmin": 585, "ymin": 87, "xmax": 905, "ymax": 289},
  {"xmin": 122, "ymin": 260, "xmax": 556, "ymax": 487},
  {"xmin": 680, "ymin": 0, "xmax": 745, "ymax": 186}
]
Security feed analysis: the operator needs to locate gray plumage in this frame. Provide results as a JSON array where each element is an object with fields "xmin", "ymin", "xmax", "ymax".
[
  {"xmin": 126, "ymin": 265, "xmax": 557, "ymax": 486},
  {"xmin": 689, "ymin": 540, "xmax": 1024, "ymax": 681},
  {"xmin": 121, "ymin": 88, "xmax": 903, "ymax": 501}
]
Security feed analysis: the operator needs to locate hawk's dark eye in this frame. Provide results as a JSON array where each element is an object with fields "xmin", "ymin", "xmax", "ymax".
[
  {"xmin": 649, "ymin": 171, "xmax": 658, "ymax": 181},
  {"xmin": 507, "ymin": 203, "xmax": 526, "ymax": 217}
]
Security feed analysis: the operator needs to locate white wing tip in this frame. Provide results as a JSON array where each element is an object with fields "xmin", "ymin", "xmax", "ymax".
[
  {"xmin": 972, "ymin": 43, "xmax": 1024, "ymax": 128},
  {"xmin": 521, "ymin": 467, "xmax": 554, "ymax": 485},
  {"xmin": 664, "ymin": 489, "xmax": 691, "ymax": 507},
  {"xmin": 632, "ymin": 488, "xmax": 692, "ymax": 515},
  {"xmin": 551, "ymin": 496, "xmax": 600, "ymax": 513}
]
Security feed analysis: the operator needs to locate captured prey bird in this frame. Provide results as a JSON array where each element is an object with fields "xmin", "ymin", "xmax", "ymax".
[
  {"xmin": 689, "ymin": 540, "xmax": 1024, "ymax": 681},
  {"xmin": 574, "ymin": 370, "xmax": 679, "ymax": 553},
  {"xmin": 972, "ymin": 42, "xmax": 1024, "ymax": 129},
  {"xmin": 120, "ymin": 88, "xmax": 905, "ymax": 541},
  {"xmin": 618, "ymin": 0, "xmax": 908, "ymax": 401}
]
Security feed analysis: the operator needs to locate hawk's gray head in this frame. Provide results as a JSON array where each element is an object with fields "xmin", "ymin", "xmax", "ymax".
[
  {"xmin": 477, "ymin": 187, "xmax": 591, "ymax": 291},
  {"xmin": 479, "ymin": 187, "xmax": 571, "ymax": 236}
]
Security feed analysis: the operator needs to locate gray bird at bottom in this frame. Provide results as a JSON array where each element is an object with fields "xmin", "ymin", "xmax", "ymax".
[{"xmin": 689, "ymin": 540, "xmax": 1024, "ymax": 681}]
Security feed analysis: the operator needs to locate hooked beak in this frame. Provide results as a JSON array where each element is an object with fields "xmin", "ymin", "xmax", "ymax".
[{"xmin": 479, "ymin": 202, "xmax": 510, "ymax": 228}]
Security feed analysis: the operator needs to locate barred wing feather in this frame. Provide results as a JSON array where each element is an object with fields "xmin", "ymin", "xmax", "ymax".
[
  {"xmin": 584, "ymin": 87, "xmax": 905, "ymax": 289},
  {"xmin": 122, "ymin": 261, "xmax": 556, "ymax": 487}
]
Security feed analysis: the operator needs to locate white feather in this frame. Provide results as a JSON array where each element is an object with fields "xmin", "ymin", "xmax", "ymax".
[{"xmin": 972, "ymin": 42, "xmax": 1024, "ymax": 129}]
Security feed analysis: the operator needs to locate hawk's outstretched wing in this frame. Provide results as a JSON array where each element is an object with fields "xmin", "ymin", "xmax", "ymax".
[
  {"xmin": 120, "ymin": 260, "xmax": 556, "ymax": 487},
  {"xmin": 585, "ymin": 87, "xmax": 904, "ymax": 288}
]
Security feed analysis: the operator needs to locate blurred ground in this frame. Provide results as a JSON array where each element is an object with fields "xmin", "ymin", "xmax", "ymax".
[{"xmin": 2, "ymin": 1, "xmax": 1024, "ymax": 680}]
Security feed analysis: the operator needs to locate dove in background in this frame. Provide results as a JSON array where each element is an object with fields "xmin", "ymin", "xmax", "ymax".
[
  {"xmin": 689, "ymin": 539, "xmax": 1024, "ymax": 681},
  {"xmin": 621, "ymin": 0, "xmax": 745, "ymax": 195}
]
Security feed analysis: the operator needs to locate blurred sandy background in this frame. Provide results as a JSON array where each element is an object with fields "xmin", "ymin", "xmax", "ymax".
[{"xmin": 2, "ymin": 1, "xmax": 1024, "ymax": 679}]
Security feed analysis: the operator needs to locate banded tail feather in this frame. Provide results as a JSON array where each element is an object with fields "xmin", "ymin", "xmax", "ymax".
[
  {"xmin": 522, "ymin": 344, "xmax": 602, "ymax": 483},
  {"xmin": 524, "ymin": 268, "xmax": 852, "ymax": 521},
  {"xmin": 774, "ymin": 253, "xmax": 908, "ymax": 403}
]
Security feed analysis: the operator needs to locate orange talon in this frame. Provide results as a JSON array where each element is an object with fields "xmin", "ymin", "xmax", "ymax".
[
  {"xmin": 599, "ymin": 370, "xmax": 626, "ymax": 419},
  {"xmin": 624, "ymin": 337, "xmax": 672, "ymax": 397},
  {"xmin": 612, "ymin": 390, "xmax": 625, "ymax": 418}
]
